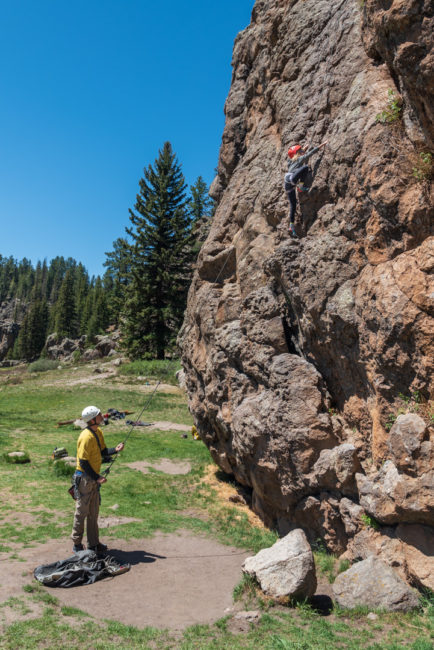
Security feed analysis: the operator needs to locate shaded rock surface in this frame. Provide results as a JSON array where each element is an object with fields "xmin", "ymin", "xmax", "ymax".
[
  {"xmin": 332, "ymin": 556, "xmax": 420, "ymax": 612},
  {"xmin": 242, "ymin": 529, "xmax": 316, "ymax": 598},
  {"xmin": 179, "ymin": 0, "xmax": 434, "ymax": 585},
  {"xmin": 356, "ymin": 461, "xmax": 434, "ymax": 525},
  {"xmin": 343, "ymin": 523, "xmax": 434, "ymax": 592}
]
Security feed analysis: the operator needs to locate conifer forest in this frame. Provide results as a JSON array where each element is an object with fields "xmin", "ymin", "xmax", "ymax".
[{"xmin": 0, "ymin": 142, "xmax": 214, "ymax": 362}]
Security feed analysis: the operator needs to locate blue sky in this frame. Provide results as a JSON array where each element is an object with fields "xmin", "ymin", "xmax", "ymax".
[{"xmin": 0, "ymin": 0, "xmax": 253, "ymax": 278}]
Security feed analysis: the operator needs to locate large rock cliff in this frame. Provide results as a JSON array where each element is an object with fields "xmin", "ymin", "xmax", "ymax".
[{"xmin": 179, "ymin": 0, "xmax": 433, "ymax": 588}]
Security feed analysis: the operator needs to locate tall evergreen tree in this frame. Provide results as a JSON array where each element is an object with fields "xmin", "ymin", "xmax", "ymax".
[
  {"xmin": 86, "ymin": 277, "xmax": 110, "ymax": 342},
  {"xmin": 103, "ymin": 237, "xmax": 131, "ymax": 326},
  {"xmin": 14, "ymin": 299, "xmax": 48, "ymax": 359},
  {"xmin": 122, "ymin": 142, "xmax": 194, "ymax": 359},
  {"xmin": 54, "ymin": 269, "xmax": 78, "ymax": 337},
  {"xmin": 188, "ymin": 176, "xmax": 214, "ymax": 223},
  {"xmin": 188, "ymin": 176, "xmax": 215, "ymax": 255},
  {"xmin": 75, "ymin": 263, "xmax": 90, "ymax": 333}
]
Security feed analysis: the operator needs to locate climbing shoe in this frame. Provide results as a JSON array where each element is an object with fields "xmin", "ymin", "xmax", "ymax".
[
  {"xmin": 289, "ymin": 224, "xmax": 298, "ymax": 238},
  {"xmin": 88, "ymin": 543, "xmax": 108, "ymax": 555},
  {"xmin": 73, "ymin": 543, "xmax": 85, "ymax": 553}
]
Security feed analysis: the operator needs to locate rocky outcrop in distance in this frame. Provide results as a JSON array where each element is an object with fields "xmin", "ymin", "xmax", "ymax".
[
  {"xmin": 179, "ymin": 0, "xmax": 433, "ymax": 588},
  {"xmin": 44, "ymin": 332, "xmax": 120, "ymax": 362},
  {"xmin": 0, "ymin": 328, "xmax": 120, "ymax": 365},
  {"xmin": 0, "ymin": 299, "xmax": 22, "ymax": 360}
]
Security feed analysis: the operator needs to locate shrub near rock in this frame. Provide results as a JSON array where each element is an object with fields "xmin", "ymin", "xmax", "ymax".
[{"xmin": 52, "ymin": 457, "xmax": 76, "ymax": 478}]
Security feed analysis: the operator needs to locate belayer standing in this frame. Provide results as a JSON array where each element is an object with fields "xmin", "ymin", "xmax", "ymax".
[
  {"xmin": 284, "ymin": 141, "xmax": 328, "ymax": 237},
  {"xmin": 71, "ymin": 406, "xmax": 124, "ymax": 555}
]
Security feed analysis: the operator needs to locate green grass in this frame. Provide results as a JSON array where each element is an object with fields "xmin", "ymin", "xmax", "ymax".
[
  {"xmin": 0, "ymin": 365, "xmax": 432, "ymax": 648},
  {"xmin": 117, "ymin": 358, "xmax": 182, "ymax": 384},
  {"xmin": 1, "ymin": 587, "xmax": 433, "ymax": 649}
]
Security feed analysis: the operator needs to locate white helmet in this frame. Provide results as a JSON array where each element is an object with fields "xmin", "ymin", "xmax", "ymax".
[{"xmin": 81, "ymin": 405, "xmax": 101, "ymax": 422}]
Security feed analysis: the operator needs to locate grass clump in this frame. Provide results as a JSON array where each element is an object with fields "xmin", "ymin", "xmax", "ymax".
[
  {"xmin": 3, "ymin": 450, "xmax": 30, "ymax": 464},
  {"xmin": 376, "ymin": 89, "xmax": 402, "ymax": 124},
  {"xmin": 233, "ymin": 573, "xmax": 258, "ymax": 602},
  {"xmin": 50, "ymin": 458, "xmax": 75, "ymax": 478},
  {"xmin": 313, "ymin": 539, "xmax": 351, "ymax": 584},
  {"xmin": 28, "ymin": 359, "xmax": 60, "ymax": 373},
  {"xmin": 360, "ymin": 512, "xmax": 381, "ymax": 530},
  {"xmin": 337, "ymin": 558, "xmax": 351, "ymax": 574},
  {"xmin": 412, "ymin": 151, "xmax": 433, "ymax": 182},
  {"xmin": 117, "ymin": 358, "xmax": 181, "ymax": 384},
  {"xmin": 313, "ymin": 541, "xmax": 337, "ymax": 584}
]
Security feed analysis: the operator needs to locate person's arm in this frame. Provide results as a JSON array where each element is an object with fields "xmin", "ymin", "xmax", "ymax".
[
  {"xmin": 102, "ymin": 442, "xmax": 124, "ymax": 457},
  {"xmin": 79, "ymin": 458, "xmax": 101, "ymax": 481},
  {"xmin": 297, "ymin": 146, "xmax": 320, "ymax": 166},
  {"xmin": 102, "ymin": 446, "xmax": 116, "ymax": 457},
  {"xmin": 296, "ymin": 141, "xmax": 328, "ymax": 167}
]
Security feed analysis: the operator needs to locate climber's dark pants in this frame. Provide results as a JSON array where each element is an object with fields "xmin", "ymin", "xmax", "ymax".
[{"xmin": 285, "ymin": 165, "xmax": 309, "ymax": 223}]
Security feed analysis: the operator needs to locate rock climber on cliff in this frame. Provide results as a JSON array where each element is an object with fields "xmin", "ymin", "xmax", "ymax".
[{"xmin": 284, "ymin": 141, "xmax": 328, "ymax": 237}]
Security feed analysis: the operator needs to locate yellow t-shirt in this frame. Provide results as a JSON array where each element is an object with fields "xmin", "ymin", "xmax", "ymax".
[{"xmin": 75, "ymin": 427, "xmax": 106, "ymax": 475}]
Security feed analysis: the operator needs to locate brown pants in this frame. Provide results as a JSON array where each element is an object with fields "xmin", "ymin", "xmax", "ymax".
[{"xmin": 71, "ymin": 475, "xmax": 100, "ymax": 547}]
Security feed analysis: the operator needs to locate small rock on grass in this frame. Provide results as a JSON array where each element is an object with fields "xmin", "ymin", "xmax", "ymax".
[
  {"xmin": 332, "ymin": 556, "xmax": 420, "ymax": 612},
  {"xmin": 6, "ymin": 451, "xmax": 30, "ymax": 464},
  {"xmin": 55, "ymin": 456, "xmax": 76, "ymax": 468}
]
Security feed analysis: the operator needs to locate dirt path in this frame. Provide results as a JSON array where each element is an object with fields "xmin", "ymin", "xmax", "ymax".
[
  {"xmin": 126, "ymin": 458, "xmax": 192, "ymax": 475},
  {"xmin": 147, "ymin": 421, "xmax": 191, "ymax": 431},
  {"xmin": 0, "ymin": 531, "xmax": 249, "ymax": 630}
]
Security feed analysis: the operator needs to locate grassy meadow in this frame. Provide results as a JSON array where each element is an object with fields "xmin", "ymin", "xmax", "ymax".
[{"xmin": 0, "ymin": 361, "xmax": 432, "ymax": 649}]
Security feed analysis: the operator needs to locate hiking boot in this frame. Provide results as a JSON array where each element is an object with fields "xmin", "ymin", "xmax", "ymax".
[
  {"xmin": 89, "ymin": 543, "xmax": 108, "ymax": 555},
  {"xmin": 73, "ymin": 543, "xmax": 85, "ymax": 553}
]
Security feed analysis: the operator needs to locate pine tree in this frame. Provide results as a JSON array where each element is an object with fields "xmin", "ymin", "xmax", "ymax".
[
  {"xmin": 54, "ymin": 269, "xmax": 78, "ymax": 337},
  {"xmin": 14, "ymin": 299, "xmax": 48, "ymax": 359},
  {"xmin": 86, "ymin": 277, "xmax": 110, "ymax": 342},
  {"xmin": 103, "ymin": 237, "xmax": 131, "ymax": 326},
  {"xmin": 75, "ymin": 263, "xmax": 90, "ymax": 334},
  {"xmin": 122, "ymin": 142, "xmax": 194, "ymax": 359},
  {"xmin": 188, "ymin": 176, "xmax": 215, "ymax": 255},
  {"xmin": 188, "ymin": 176, "xmax": 214, "ymax": 223}
]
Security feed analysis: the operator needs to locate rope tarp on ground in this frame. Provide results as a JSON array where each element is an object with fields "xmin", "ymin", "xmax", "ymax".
[{"xmin": 34, "ymin": 549, "xmax": 130, "ymax": 587}]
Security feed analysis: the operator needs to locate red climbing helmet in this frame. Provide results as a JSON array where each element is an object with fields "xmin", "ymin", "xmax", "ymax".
[{"xmin": 288, "ymin": 145, "xmax": 302, "ymax": 159}]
